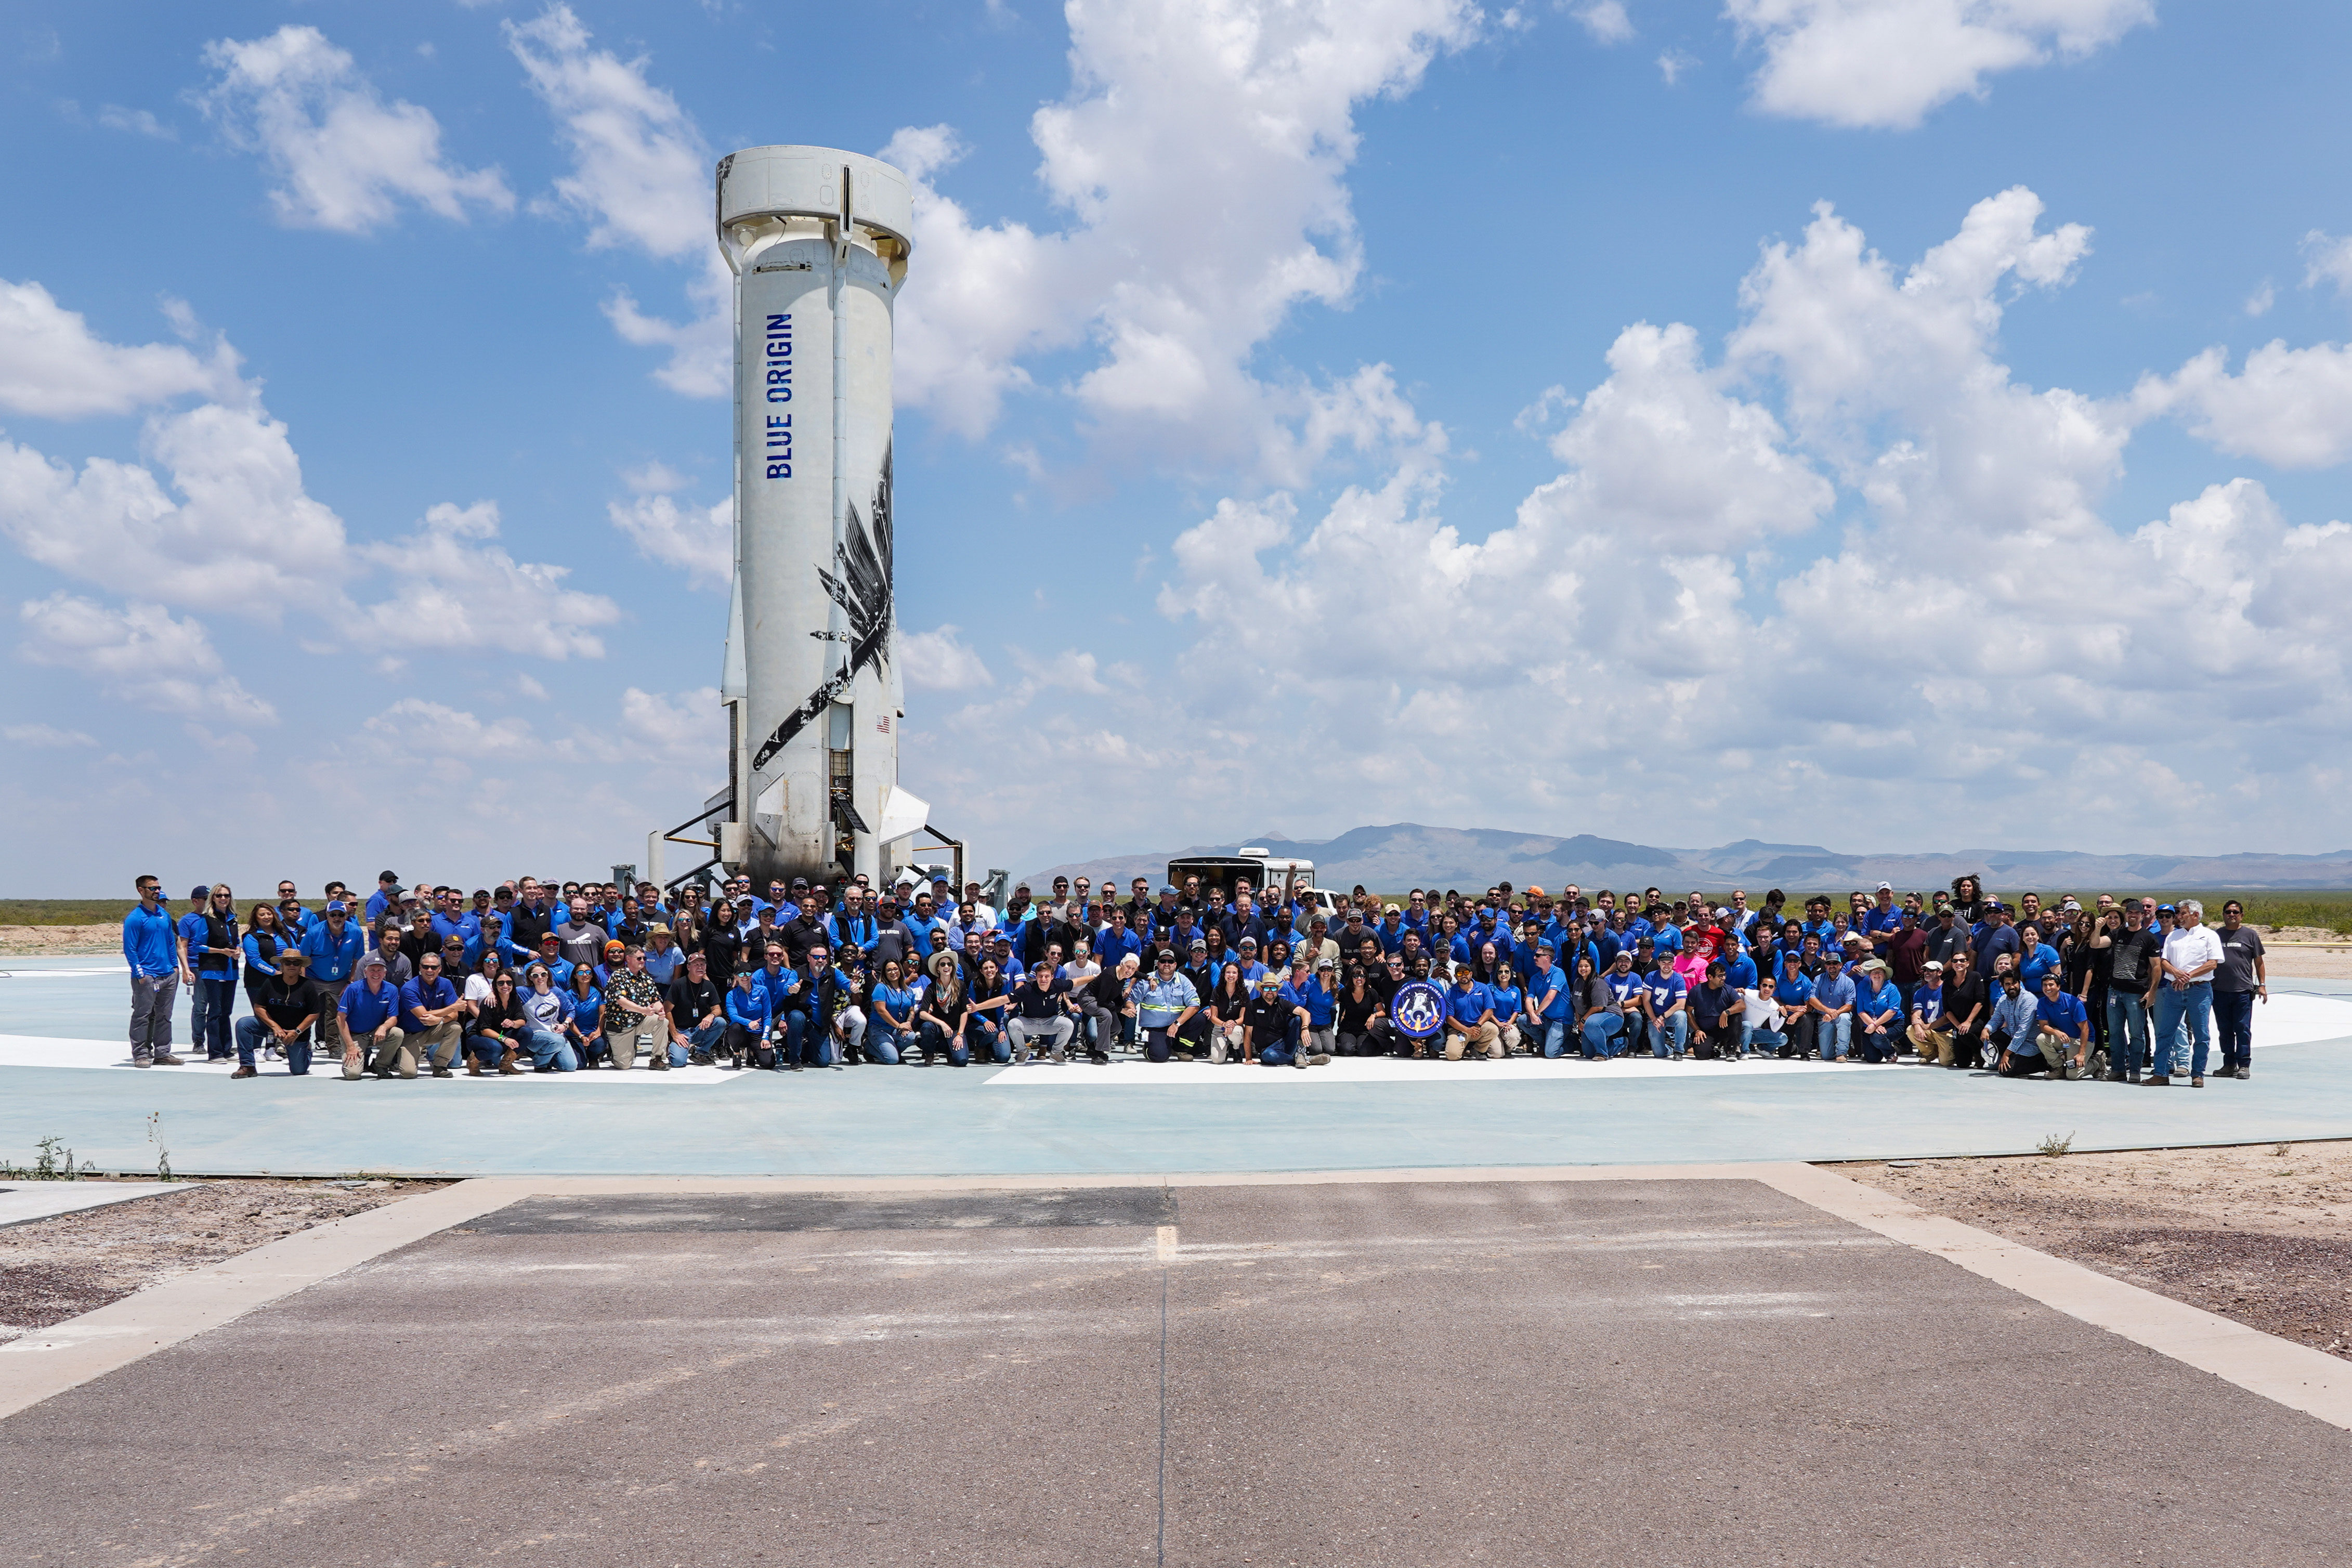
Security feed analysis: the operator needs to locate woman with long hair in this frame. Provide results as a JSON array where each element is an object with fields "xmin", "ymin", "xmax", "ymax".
[
  {"xmin": 241, "ymin": 901, "xmax": 285, "ymax": 1012},
  {"xmin": 464, "ymin": 969, "xmax": 527, "ymax": 1076},
  {"xmin": 1336, "ymin": 963, "xmax": 1384, "ymax": 1057},
  {"xmin": 518, "ymin": 963, "xmax": 579, "ymax": 1072},
  {"xmin": 918, "ymin": 949, "xmax": 972, "ymax": 1067},
  {"xmin": 1951, "ymin": 874, "xmax": 1985, "ymax": 925},
  {"xmin": 564, "ymin": 962, "xmax": 604, "ymax": 1065},
  {"xmin": 1488, "ymin": 961, "xmax": 1525, "ymax": 1056},
  {"xmin": 1207, "ymin": 961, "xmax": 1251, "ymax": 1063},
  {"xmin": 963, "ymin": 957, "xmax": 1012, "ymax": 1063}
]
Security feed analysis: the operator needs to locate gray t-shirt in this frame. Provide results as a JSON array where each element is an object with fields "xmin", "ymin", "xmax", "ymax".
[{"xmin": 2215, "ymin": 925, "xmax": 2265, "ymax": 992}]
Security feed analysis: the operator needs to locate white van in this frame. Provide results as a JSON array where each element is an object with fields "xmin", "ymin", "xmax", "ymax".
[{"xmin": 1166, "ymin": 847, "xmax": 1342, "ymax": 922}]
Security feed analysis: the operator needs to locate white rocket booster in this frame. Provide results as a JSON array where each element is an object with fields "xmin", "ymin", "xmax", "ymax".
[{"xmin": 714, "ymin": 145, "xmax": 919, "ymax": 888}]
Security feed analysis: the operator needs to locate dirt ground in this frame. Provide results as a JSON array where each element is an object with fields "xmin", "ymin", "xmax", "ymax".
[
  {"xmin": 0, "ymin": 925, "xmax": 116, "ymax": 957},
  {"xmin": 0, "ymin": 1178, "xmax": 446, "ymax": 1341},
  {"xmin": 1844, "ymin": 1140, "xmax": 2352, "ymax": 1360}
]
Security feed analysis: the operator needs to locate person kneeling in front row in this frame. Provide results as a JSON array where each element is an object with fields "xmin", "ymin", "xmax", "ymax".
[{"xmin": 389, "ymin": 952, "xmax": 465, "ymax": 1079}]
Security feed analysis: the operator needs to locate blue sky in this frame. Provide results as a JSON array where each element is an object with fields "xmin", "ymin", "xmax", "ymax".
[{"xmin": 5, "ymin": 0, "xmax": 2352, "ymax": 894}]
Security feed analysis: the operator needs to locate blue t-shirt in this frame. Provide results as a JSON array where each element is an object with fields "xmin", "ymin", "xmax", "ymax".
[
  {"xmin": 1911, "ymin": 985, "xmax": 1944, "ymax": 1024},
  {"xmin": 339, "ymin": 978, "xmax": 400, "ymax": 1034},
  {"xmin": 1724, "ymin": 953, "xmax": 1758, "ymax": 991},
  {"xmin": 1854, "ymin": 979, "xmax": 1902, "ymax": 1023},
  {"xmin": 1643, "ymin": 972, "xmax": 1685, "ymax": 1014},
  {"xmin": 1487, "ymin": 983, "xmax": 1525, "ymax": 1024},
  {"xmin": 1651, "ymin": 924, "xmax": 1683, "ymax": 955},
  {"xmin": 1775, "ymin": 970, "xmax": 1815, "ymax": 1011},
  {"xmin": 1445, "ymin": 983, "xmax": 1494, "ymax": 1026},
  {"xmin": 2017, "ymin": 942, "xmax": 2062, "ymax": 994},
  {"xmin": 2035, "ymin": 991, "xmax": 2089, "ymax": 1039},
  {"xmin": 1603, "ymin": 970, "xmax": 1643, "ymax": 1008},
  {"xmin": 567, "ymin": 985, "xmax": 604, "ymax": 1036}
]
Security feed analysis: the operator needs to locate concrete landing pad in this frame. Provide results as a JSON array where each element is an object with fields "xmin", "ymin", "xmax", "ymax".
[{"xmin": 2, "ymin": 1179, "xmax": 2344, "ymax": 1565}]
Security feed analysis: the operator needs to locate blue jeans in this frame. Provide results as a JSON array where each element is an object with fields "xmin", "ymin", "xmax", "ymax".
[
  {"xmin": 965, "ymin": 1014, "xmax": 1010, "ymax": 1063},
  {"xmin": 1649, "ymin": 1012, "xmax": 1688, "ymax": 1057},
  {"xmin": 2105, "ymin": 990, "xmax": 2151, "ymax": 1076},
  {"xmin": 679, "ymin": 1018, "xmax": 726, "ymax": 1059},
  {"xmin": 1854, "ymin": 1018, "xmax": 1902, "ymax": 1062},
  {"xmin": 861, "ymin": 1019, "xmax": 903, "ymax": 1065},
  {"xmin": 234, "ymin": 1015, "xmax": 311, "ymax": 1074},
  {"xmin": 2212, "ymin": 990, "xmax": 2255, "ymax": 1068},
  {"xmin": 1580, "ymin": 1013, "xmax": 1627, "ymax": 1058},
  {"xmin": 192, "ymin": 975, "xmax": 236, "ymax": 1059},
  {"xmin": 1533, "ymin": 1017, "xmax": 1570, "ymax": 1058},
  {"xmin": 521, "ymin": 1026, "xmax": 578, "ymax": 1070},
  {"xmin": 1817, "ymin": 1012, "xmax": 1852, "ymax": 1061},
  {"xmin": 464, "ymin": 1030, "xmax": 512, "ymax": 1067},
  {"xmin": 779, "ymin": 1011, "xmax": 829, "ymax": 1068},
  {"xmin": 2152, "ymin": 985, "xmax": 2213, "ymax": 1077},
  {"xmin": 873, "ymin": 1020, "xmax": 957, "ymax": 1064},
  {"xmin": 1741, "ymin": 1026, "xmax": 1785, "ymax": 1056}
]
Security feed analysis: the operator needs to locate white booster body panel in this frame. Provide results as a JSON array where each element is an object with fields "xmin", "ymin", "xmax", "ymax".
[{"xmin": 716, "ymin": 146, "xmax": 913, "ymax": 888}]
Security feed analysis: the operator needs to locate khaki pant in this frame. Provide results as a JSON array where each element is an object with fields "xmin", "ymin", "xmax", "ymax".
[
  {"xmin": 1494, "ymin": 1021, "xmax": 1522, "ymax": 1057},
  {"xmin": 1210, "ymin": 1021, "xmax": 1245, "ymax": 1064},
  {"xmin": 605, "ymin": 1015, "xmax": 671, "ymax": 1070},
  {"xmin": 371, "ymin": 1022, "xmax": 460, "ymax": 1079},
  {"xmin": 1444, "ymin": 1021, "xmax": 1502, "ymax": 1061},
  {"xmin": 1909, "ymin": 1019, "xmax": 1952, "ymax": 1066}
]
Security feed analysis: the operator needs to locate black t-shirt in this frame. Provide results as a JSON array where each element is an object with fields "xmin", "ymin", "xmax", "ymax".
[
  {"xmin": 780, "ymin": 916, "xmax": 827, "ymax": 965},
  {"xmin": 667, "ymin": 975, "xmax": 721, "ymax": 1031},
  {"xmin": 2107, "ymin": 929, "xmax": 2161, "ymax": 991},
  {"xmin": 1207, "ymin": 983, "xmax": 1251, "ymax": 1024},
  {"xmin": 1244, "ymin": 994, "xmax": 1292, "ymax": 1040},
  {"xmin": 257, "ymin": 975, "xmax": 327, "ymax": 1031},
  {"xmin": 1940, "ymin": 974, "xmax": 1989, "ymax": 1036},
  {"xmin": 1337, "ymin": 987, "xmax": 1382, "ymax": 1034},
  {"xmin": 1012, "ymin": 974, "xmax": 1070, "ymax": 1020},
  {"xmin": 702, "ymin": 921, "xmax": 742, "ymax": 986},
  {"xmin": 1690, "ymin": 983, "xmax": 1735, "ymax": 1030}
]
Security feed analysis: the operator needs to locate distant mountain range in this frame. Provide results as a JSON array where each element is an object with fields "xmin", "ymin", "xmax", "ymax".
[{"xmin": 1023, "ymin": 822, "xmax": 2352, "ymax": 895}]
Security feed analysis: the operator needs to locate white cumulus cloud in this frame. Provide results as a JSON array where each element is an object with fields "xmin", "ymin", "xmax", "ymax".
[
  {"xmin": 885, "ymin": 0, "xmax": 1482, "ymax": 473},
  {"xmin": 19, "ymin": 593, "xmax": 276, "ymax": 725},
  {"xmin": 1725, "ymin": 0, "xmax": 2155, "ymax": 130},
  {"xmin": 608, "ymin": 490, "xmax": 731, "ymax": 589},
  {"xmin": 198, "ymin": 24, "xmax": 513, "ymax": 232},
  {"xmin": 356, "ymin": 501, "xmax": 622, "ymax": 660},
  {"xmin": 505, "ymin": 5, "xmax": 729, "ymax": 397},
  {"xmin": 917, "ymin": 186, "xmax": 2352, "ymax": 862},
  {"xmin": 2138, "ymin": 340, "xmax": 2352, "ymax": 470},
  {"xmin": 899, "ymin": 625, "xmax": 995, "ymax": 691},
  {"xmin": 0, "ymin": 280, "xmax": 239, "ymax": 419},
  {"xmin": 3, "ymin": 722, "xmax": 97, "ymax": 748}
]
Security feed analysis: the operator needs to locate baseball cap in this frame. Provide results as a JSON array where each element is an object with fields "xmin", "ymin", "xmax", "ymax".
[
  {"xmin": 1875, "ymin": 881, "xmax": 1893, "ymax": 893},
  {"xmin": 2157, "ymin": 903, "xmax": 2177, "ymax": 914},
  {"xmin": 190, "ymin": 883, "xmax": 211, "ymax": 901},
  {"xmin": 360, "ymin": 952, "xmax": 386, "ymax": 970},
  {"xmin": 1923, "ymin": 960, "xmax": 1943, "ymax": 972},
  {"xmin": 1189, "ymin": 938, "xmax": 1207, "ymax": 951},
  {"xmin": 1525, "ymin": 886, "xmax": 1545, "ymax": 898},
  {"xmin": 325, "ymin": 900, "xmax": 348, "ymax": 913}
]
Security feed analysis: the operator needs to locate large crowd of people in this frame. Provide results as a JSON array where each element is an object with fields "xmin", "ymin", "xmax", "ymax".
[{"xmin": 119, "ymin": 867, "xmax": 2271, "ymax": 1088}]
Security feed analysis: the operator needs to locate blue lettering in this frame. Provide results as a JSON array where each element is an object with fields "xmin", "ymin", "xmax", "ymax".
[
  {"xmin": 767, "ymin": 387, "xmax": 791, "ymax": 403},
  {"xmin": 767, "ymin": 463, "xmax": 791, "ymax": 478}
]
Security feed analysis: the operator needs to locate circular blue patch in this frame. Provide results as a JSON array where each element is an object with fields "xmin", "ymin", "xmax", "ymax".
[{"xmin": 1390, "ymin": 979, "xmax": 1446, "ymax": 1039}]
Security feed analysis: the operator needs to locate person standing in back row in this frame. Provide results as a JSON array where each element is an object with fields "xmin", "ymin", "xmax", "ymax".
[
  {"xmin": 2211, "ymin": 900, "xmax": 2266, "ymax": 1080},
  {"xmin": 123, "ymin": 874, "xmax": 187, "ymax": 1067}
]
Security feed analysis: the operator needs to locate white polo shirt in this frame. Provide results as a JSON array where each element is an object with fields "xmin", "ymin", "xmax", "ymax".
[{"xmin": 2162, "ymin": 924, "xmax": 2224, "ymax": 984}]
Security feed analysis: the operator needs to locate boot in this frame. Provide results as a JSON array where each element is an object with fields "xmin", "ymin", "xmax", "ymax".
[{"xmin": 497, "ymin": 1049, "xmax": 524, "ymax": 1076}]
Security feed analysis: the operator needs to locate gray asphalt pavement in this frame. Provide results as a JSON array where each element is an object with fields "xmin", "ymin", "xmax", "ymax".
[{"xmin": 2, "ymin": 1179, "xmax": 2345, "ymax": 1565}]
